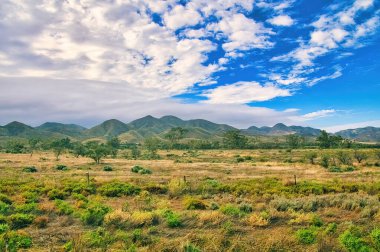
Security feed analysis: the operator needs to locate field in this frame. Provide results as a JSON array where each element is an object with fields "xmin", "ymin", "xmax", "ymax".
[{"xmin": 1, "ymin": 148, "xmax": 380, "ymax": 251}]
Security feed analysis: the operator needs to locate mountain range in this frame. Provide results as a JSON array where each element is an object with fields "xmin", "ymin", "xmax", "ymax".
[{"xmin": 0, "ymin": 115, "xmax": 379, "ymax": 143}]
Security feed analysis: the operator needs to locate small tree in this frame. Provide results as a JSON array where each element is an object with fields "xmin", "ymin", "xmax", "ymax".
[
  {"xmin": 144, "ymin": 137, "xmax": 160, "ymax": 159},
  {"xmin": 286, "ymin": 134, "xmax": 303, "ymax": 149},
  {"xmin": 50, "ymin": 138, "xmax": 71, "ymax": 160},
  {"xmin": 305, "ymin": 152, "xmax": 318, "ymax": 164},
  {"xmin": 72, "ymin": 142, "xmax": 87, "ymax": 158},
  {"xmin": 223, "ymin": 130, "xmax": 248, "ymax": 149},
  {"xmin": 28, "ymin": 138, "xmax": 41, "ymax": 157},
  {"xmin": 164, "ymin": 127, "xmax": 188, "ymax": 149},
  {"xmin": 353, "ymin": 150, "xmax": 368, "ymax": 164},
  {"xmin": 85, "ymin": 141, "xmax": 110, "ymax": 164},
  {"xmin": 130, "ymin": 145, "xmax": 141, "ymax": 159},
  {"xmin": 336, "ymin": 151, "xmax": 352, "ymax": 165},
  {"xmin": 106, "ymin": 137, "xmax": 121, "ymax": 158},
  {"xmin": 320, "ymin": 154, "xmax": 330, "ymax": 168}
]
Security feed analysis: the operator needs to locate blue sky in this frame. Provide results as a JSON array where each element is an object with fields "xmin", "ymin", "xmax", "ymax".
[{"xmin": 0, "ymin": 0, "xmax": 379, "ymax": 131}]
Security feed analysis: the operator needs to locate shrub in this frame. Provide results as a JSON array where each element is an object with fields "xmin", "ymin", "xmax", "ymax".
[
  {"xmin": 56, "ymin": 164, "xmax": 68, "ymax": 171},
  {"xmin": 183, "ymin": 197, "xmax": 207, "ymax": 210},
  {"xmin": 98, "ymin": 182, "xmax": 141, "ymax": 197},
  {"xmin": 162, "ymin": 210, "xmax": 181, "ymax": 228},
  {"xmin": 48, "ymin": 189, "xmax": 68, "ymax": 200},
  {"xmin": 236, "ymin": 157, "xmax": 245, "ymax": 163},
  {"xmin": 131, "ymin": 165, "xmax": 152, "ymax": 174},
  {"xmin": 247, "ymin": 211, "xmax": 270, "ymax": 227},
  {"xmin": 23, "ymin": 191, "xmax": 39, "ymax": 203},
  {"xmin": 14, "ymin": 203, "xmax": 38, "ymax": 214},
  {"xmin": 81, "ymin": 203, "xmax": 111, "ymax": 226},
  {"xmin": 183, "ymin": 242, "xmax": 201, "ymax": 252},
  {"xmin": 23, "ymin": 166, "xmax": 37, "ymax": 173},
  {"xmin": 8, "ymin": 213, "xmax": 35, "ymax": 229},
  {"xmin": 328, "ymin": 166, "xmax": 343, "ymax": 173},
  {"xmin": 130, "ymin": 211, "xmax": 159, "ymax": 227},
  {"xmin": 371, "ymin": 228, "xmax": 380, "ymax": 251},
  {"xmin": 0, "ymin": 223, "xmax": 9, "ymax": 234},
  {"xmin": 324, "ymin": 223, "xmax": 337, "ymax": 235},
  {"xmin": 220, "ymin": 204, "xmax": 242, "ymax": 217},
  {"xmin": 239, "ymin": 203, "xmax": 253, "ymax": 213},
  {"xmin": 354, "ymin": 150, "xmax": 368, "ymax": 164},
  {"xmin": 55, "ymin": 200, "xmax": 74, "ymax": 215},
  {"xmin": 311, "ymin": 215, "xmax": 324, "ymax": 227},
  {"xmin": 84, "ymin": 227, "xmax": 115, "ymax": 249},
  {"xmin": 0, "ymin": 231, "xmax": 32, "ymax": 250},
  {"xmin": 0, "ymin": 201, "xmax": 10, "ymax": 215},
  {"xmin": 34, "ymin": 216, "xmax": 49, "ymax": 228},
  {"xmin": 210, "ymin": 202, "xmax": 220, "ymax": 210},
  {"xmin": 339, "ymin": 229, "xmax": 370, "ymax": 252},
  {"xmin": 336, "ymin": 151, "xmax": 352, "ymax": 165},
  {"xmin": 295, "ymin": 228, "xmax": 317, "ymax": 245},
  {"xmin": 103, "ymin": 165, "xmax": 113, "ymax": 171},
  {"xmin": 320, "ymin": 154, "xmax": 330, "ymax": 168},
  {"xmin": 305, "ymin": 152, "xmax": 318, "ymax": 164},
  {"xmin": 0, "ymin": 194, "xmax": 12, "ymax": 205}
]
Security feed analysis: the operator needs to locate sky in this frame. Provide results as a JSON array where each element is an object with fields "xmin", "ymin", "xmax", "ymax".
[{"xmin": 0, "ymin": 0, "xmax": 379, "ymax": 132}]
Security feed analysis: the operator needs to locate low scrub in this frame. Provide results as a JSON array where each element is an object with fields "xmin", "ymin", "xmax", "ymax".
[{"xmin": 98, "ymin": 182, "xmax": 141, "ymax": 197}]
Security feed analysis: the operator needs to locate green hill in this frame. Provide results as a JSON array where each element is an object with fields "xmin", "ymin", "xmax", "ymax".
[
  {"xmin": 36, "ymin": 122, "xmax": 86, "ymax": 138},
  {"xmin": 84, "ymin": 119, "xmax": 129, "ymax": 138}
]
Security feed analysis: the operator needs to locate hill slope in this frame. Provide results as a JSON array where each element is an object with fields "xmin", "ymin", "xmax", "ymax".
[
  {"xmin": 244, "ymin": 123, "xmax": 321, "ymax": 136},
  {"xmin": 335, "ymin": 127, "xmax": 380, "ymax": 142}
]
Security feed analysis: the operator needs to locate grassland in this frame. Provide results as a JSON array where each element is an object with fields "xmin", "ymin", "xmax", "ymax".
[{"xmin": 1, "ymin": 148, "xmax": 380, "ymax": 251}]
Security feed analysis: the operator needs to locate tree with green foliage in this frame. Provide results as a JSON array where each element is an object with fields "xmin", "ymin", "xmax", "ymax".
[
  {"xmin": 130, "ymin": 144, "xmax": 141, "ymax": 159},
  {"xmin": 72, "ymin": 142, "xmax": 87, "ymax": 158},
  {"xmin": 353, "ymin": 149, "xmax": 368, "ymax": 163},
  {"xmin": 106, "ymin": 137, "xmax": 120, "ymax": 158},
  {"xmin": 144, "ymin": 137, "xmax": 161, "ymax": 158},
  {"xmin": 305, "ymin": 152, "xmax": 318, "ymax": 164},
  {"xmin": 164, "ymin": 127, "xmax": 188, "ymax": 148},
  {"xmin": 50, "ymin": 138, "xmax": 71, "ymax": 160},
  {"xmin": 28, "ymin": 138, "xmax": 41, "ymax": 157},
  {"xmin": 286, "ymin": 134, "xmax": 304, "ymax": 149},
  {"xmin": 317, "ymin": 130, "xmax": 344, "ymax": 148},
  {"xmin": 85, "ymin": 141, "xmax": 110, "ymax": 164},
  {"xmin": 223, "ymin": 130, "xmax": 248, "ymax": 149},
  {"xmin": 5, "ymin": 141, "xmax": 26, "ymax": 154}
]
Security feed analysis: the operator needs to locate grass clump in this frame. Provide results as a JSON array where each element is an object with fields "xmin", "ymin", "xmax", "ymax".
[
  {"xmin": 54, "ymin": 200, "xmax": 74, "ymax": 215},
  {"xmin": 220, "ymin": 204, "xmax": 243, "ymax": 217},
  {"xmin": 183, "ymin": 197, "xmax": 207, "ymax": 210},
  {"xmin": 98, "ymin": 182, "xmax": 141, "ymax": 197},
  {"xmin": 0, "ymin": 194, "xmax": 12, "ymax": 205},
  {"xmin": 22, "ymin": 166, "xmax": 37, "ymax": 173},
  {"xmin": 84, "ymin": 227, "xmax": 115, "ymax": 249},
  {"xmin": 0, "ymin": 201, "xmax": 10, "ymax": 215},
  {"xmin": 339, "ymin": 228, "xmax": 370, "ymax": 252},
  {"xmin": 48, "ymin": 189, "xmax": 68, "ymax": 200},
  {"xmin": 161, "ymin": 210, "xmax": 182, "ymax": 228}
]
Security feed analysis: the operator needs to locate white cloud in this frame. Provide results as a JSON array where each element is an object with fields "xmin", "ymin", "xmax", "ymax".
[
  {"xmin": 268, "ymin": 15, "xmax": 294, "ymax": 26},
  {"xmin": 208, "ymin": 13, "xmax": 274, "ymax": 53},
  {"xmin": 163, "ymin": 5, "xmax": 202, "ymax": 30},
  {"xmin": 201, "ymin": 81, "xmax": 291, "ymax": 104},
  {"xmin": 301, "ymin": 109, "xmax": 336, "ymax": 120}
]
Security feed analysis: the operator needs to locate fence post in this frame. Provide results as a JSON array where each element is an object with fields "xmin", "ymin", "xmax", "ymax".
[{"xmin": 294, "ymin": 174, "xmax": 297, "ymax": 186}]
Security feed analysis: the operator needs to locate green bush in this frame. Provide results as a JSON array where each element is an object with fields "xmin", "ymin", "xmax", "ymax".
[
  {"xmin": 162, "ymin": 210, "xmax": 182, "ymax": 228},
  {"xmin": 8, "ymin": 213, "xmax": 35, "ymax": 229},
  {"xmin": 339, "ymin": 229, "xmax": 370, "ymax": 252},
  {"xmin": 22, "ymin": 191, "xmax": 39, "ymax": 203},
  {"xmin": 81, "ymin": 203, "xmax": 111, "ymax": 226},
  {"xmin": 0, "ymin": 194, "xmax": 12, "ymax": 205},
  {"xmin": 84, "ymin": 227, "xmax": 115, "ymax": 248},
  {"xmin": 55, "ymin": 200, "xmax": 74, "ymax": 215},
  {"xmin": 239, "ymin": 203, "xmax": 253, "ymax": 213},
  {"xmin": 14, "ymin": 203, "xmax": 38, "ymax": 214},
  {"xmin": 98, "ymin": 182, "xmax": 140, "ymax": 197},
  {"xmin": 220, "ymin": 204, "xmax": 242, "ymax": 217},
  {"xmin": 295, "ymin": 228, "xmax": 317, "ymax": 245},
  {"xmin": 131, "ymin": 165, "xmax": 152, "ymax": 175},
  {"xmin": 320, "ymin": 154, "xmax": 330, "ymax": 168},
  {"xmin": 56, "ymin": 164, "xmax": 68, "ymax": 171},
  {"xmin": 48, "ymin": 189, "xmax": 68, "ymax": 200},
  {"xmin": 184, "ymin": 197, "xmax": 207, "ymax": 210},
  {"xmin": 311, "ymin": 215, "xmax": 323, "ymax": 227},
  {"xmin": 103, "ymin": 165, "xmax": 113, "ymax": 171},
  {"xmin": 0, "ymin": 223, "xmax": 9, "ymax": 234},
  {"xmin": 0, "ymin": 201, "xmax": 10, "ymax": 215},
  {"xmin": 184, "ymin": 242, "xmax": 201, "ymax": 252},
  {"xmin": 324, "ymin": 223, "xmax": 337, "ymax": 235},
  {"xmin": 0, "ymin": 231, "xmax": 32, "ymax": 250},
  {"xmin": 22, "ymin": 166, "xmax": 37, "ymax": 173},
  {"xmin": 370, "ymin": 228, "xmax": 380, "ymax": 251}
]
